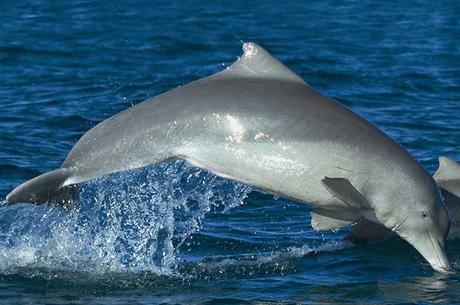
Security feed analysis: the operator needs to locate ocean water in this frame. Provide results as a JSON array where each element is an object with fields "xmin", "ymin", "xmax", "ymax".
[{"xmin": 0, "ymin": 1, "xmax": 459, "ymax": 304}]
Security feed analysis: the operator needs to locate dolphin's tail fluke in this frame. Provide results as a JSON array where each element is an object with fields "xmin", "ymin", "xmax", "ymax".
[{"xmin": 5, "ymin": 168, "xmax": 78, "ymax": 205}]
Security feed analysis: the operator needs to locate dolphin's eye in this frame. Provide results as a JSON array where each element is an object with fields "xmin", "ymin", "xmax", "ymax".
[{"xmin": 421, "ymin": 211, "xmax": 428, "ymax": 218}]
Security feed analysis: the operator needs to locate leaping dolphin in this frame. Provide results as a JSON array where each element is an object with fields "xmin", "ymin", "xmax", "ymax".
[{"xmin": 6, "ymin": 42, "xmax": 452, "ymax": 273}]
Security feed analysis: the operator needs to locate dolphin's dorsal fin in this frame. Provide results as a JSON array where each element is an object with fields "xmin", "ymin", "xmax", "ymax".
[
  {"xmin": 321, "ymin": 177, "xmax": 370, "ymax": 209},
  {"xmin": 216, "ymin": 42, "xmax": 305, "ymax": 84},
  {"xmin": 434, "ymin": 156, "xmax": 460, "ymax": 198}
]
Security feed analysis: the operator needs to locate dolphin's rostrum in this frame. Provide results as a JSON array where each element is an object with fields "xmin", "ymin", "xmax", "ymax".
[{"xmin": 6, "ymin": 42, "xmax": 452, "ymax": 273}]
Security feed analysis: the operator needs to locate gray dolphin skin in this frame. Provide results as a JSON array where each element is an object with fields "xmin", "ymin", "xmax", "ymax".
[{"xmin": 6, "ymin": 42, "xmax": 452, "ymax": 273}]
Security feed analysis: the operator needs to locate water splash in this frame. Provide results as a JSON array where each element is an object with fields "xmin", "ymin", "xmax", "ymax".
[{"xmin": 0, "ymin": 160, "xmax": 251, "ymax": 276}]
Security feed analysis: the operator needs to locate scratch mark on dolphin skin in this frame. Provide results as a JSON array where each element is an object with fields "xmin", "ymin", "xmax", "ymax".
[
  {"xmin": 333, "ymin": 165, "xmax": 368, "ymax": 175},
  {"xmin": 332, "ymin": 153, "xmax": 354, "ymax": 163},
  {"xmin": 240, "ymin": 63, "xmax": 257, "ymax": 75}
]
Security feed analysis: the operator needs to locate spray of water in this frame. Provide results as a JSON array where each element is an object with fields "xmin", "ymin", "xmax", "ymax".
[
  {"xmin": 0, "ymin": 161, "xmax": 251, "ymax": 277},
  {"xmin": 0, "ymin": 160, "xmax": 353, "ymax": 285}
]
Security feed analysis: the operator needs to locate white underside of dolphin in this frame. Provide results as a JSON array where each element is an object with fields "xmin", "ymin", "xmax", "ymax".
[{"xmin": 6, "ymin": 42, "xmax": 453, "ymax": 273}]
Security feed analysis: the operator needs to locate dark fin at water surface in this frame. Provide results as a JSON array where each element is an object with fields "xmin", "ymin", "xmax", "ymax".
[{"xmin": 5, "ymin": 168, "xmax": 77, "ymax": 205}]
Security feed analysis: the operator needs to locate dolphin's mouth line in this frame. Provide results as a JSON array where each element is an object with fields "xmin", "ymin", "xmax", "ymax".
[
  {"xmin": 391, "ymin": 216, "xmax": 409, "ymax": 233},
  {"xmin": 425, "ymin": 224, "xmax": 448, "ymax": 272}
]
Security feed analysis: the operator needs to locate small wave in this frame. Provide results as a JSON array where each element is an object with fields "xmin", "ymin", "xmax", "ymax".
[
  {"xmin": 179, "ymin": 240, "xmax": 353, "ymax": 280},
  {"xmin": 0, "ymin": 164, "xmax": 41, "ymax": 177}
]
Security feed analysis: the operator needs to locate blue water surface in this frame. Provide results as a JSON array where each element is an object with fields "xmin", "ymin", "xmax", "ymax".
[{"xmin": 0, "ymin": 1, "xmax": 460, "ymax": 304}]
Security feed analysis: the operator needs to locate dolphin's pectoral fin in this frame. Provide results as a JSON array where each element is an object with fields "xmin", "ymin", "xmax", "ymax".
[
  {"xmin": 321, "ymin": 177, "xmax": 370, "ymax": 209},
  {"xmin": 310, "ymin": 207, "xmax": 360, "ymax": 232},
  {"xmin": 310, "ymin": 211, "xmax": 352, "ymax": 231},
  {"xmin": 311, "ymin": 178, "xmax": 371, "ymax": 232}
]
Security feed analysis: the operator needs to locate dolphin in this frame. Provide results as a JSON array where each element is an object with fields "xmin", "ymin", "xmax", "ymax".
[
  {"xmin": 348, "ymin": 156, "xmax": 460, "ymax": 240},
  {"xmin": 435, "ymin": 157, "xmax": 460, "ymax": 237},
  {"xmin": 5, "ymin": 42, "xmax": 452, "ymax": 273}
]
